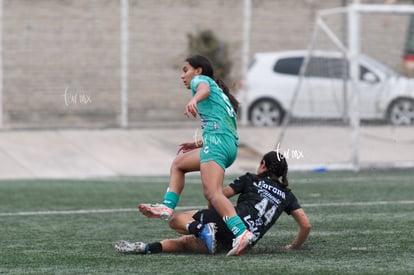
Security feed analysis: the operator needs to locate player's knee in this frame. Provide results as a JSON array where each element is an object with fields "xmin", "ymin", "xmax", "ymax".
[
  {"xmin": 168, "ymin": 215, "xmax": 179, "ymax": 230},
  {"xmin": 305, "ymin": 221, "xmax": 312, "ymax": 232},
  {"xmin": 203, "ymin": 188, "xmax": 215, "ymax": 202},
  {"xmin": 202, "ymin": 182, "xmax": 223, "ymax": 199},
  {"xmin": 170, "ymin": 158, "xmax": 181, "ymax": 171},
  {"xmin": 170, "ymin": 155, "xmax": 188, "ymax": 173}
]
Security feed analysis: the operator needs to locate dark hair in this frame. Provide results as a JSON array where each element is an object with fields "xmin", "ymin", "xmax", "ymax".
[
  {"xmin": 185, "ymin": 55, "xmax": 239, "ymax": 113},
  {"xmin": 257, "ymin": 151, "xmax": 289, "ymax": 189}
]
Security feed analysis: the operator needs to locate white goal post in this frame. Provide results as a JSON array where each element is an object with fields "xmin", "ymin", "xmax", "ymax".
[{"xmin": 277, "ymin": 3, "xmax": 414, "ymax": 171}]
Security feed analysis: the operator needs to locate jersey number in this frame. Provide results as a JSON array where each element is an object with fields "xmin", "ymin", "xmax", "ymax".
[
  {"xmin": 221, "ymin": 93, "xmax": 236, "ymax": 118},
  {"xmin": 254, "ymin": 198, "xmax": 277, "ymax": 226}
]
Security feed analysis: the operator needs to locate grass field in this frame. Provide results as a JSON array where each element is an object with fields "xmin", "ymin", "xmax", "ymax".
[{"xmin": 1, "ymin": 170, "xmax": 413, "ymax": 274}]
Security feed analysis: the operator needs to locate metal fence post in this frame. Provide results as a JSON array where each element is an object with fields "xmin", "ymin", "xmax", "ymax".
[{"xmin": 120, "ymin": 0, "xmax": 129, "ymax": 128}]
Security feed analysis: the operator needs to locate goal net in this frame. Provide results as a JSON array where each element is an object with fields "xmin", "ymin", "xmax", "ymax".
[{"xmin": 277, "ymin": 3, "xmax": 414, "ymax": 171}]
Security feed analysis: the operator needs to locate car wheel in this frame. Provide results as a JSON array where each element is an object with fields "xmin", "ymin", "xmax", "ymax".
[
  {"xmin": 387, "ymin": 98, "xmax": 414, "ymax": 125},
  {"xmin": 249, "ymin": 99, "xmax": 284, "ymax": 127}
]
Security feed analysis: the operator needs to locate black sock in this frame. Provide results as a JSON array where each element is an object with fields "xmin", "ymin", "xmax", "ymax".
[
  {"xmin": 187, "ymin": 221, "xmax": 204, "ymax": 237},
  {"xmin": 147, "ymin": 242, "xmax": 162, "ymax": 254}
]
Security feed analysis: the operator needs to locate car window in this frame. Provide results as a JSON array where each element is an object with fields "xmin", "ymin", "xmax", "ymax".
[
  {"xmin": 360, "ymin": 65, "xmax": 379, "ymax": 81},
  {"xmin": 274, "ymin": 55, "xmax": 381, "ymax": 81},
  {"xmin": 362, "ymin": 55, "xmax": 398, "ymax": 77},
  {"xmin": 305, "ymin": 57, "xmax": 348, "ymax": 79},
  {"xmin": 273, "ymin": 57, "xmax": 303, "ymax": 75}
]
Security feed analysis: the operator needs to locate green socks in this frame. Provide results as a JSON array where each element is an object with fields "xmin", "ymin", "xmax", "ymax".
[
  {"xmin": 224, "ymin": 215, "xmax": 247, "ymax": 237},
  {"xmin": 162, "ymin": 191, "xmax": 179, "ymax": 209}
]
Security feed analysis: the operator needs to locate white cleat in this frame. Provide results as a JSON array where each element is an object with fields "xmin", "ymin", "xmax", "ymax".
[{"xmin": 115, "ymin": 240, "xmax": 148, "ymax": 254}]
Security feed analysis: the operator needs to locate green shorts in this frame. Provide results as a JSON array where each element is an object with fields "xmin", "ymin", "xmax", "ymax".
[{"xmin": 200, "ymin": 133, "xmax": 238, "ymax": 170}]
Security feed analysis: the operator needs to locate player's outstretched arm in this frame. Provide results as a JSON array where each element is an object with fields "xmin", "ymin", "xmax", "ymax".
[
  {"xmin": 222, "ymin": 186, "xmax": 236, "ymax": 198},
  {"xmin": 284, "ymin": 208, "xmax": 311, "ymax": 250}
]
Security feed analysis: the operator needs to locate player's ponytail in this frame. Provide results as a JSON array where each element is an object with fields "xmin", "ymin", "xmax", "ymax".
[{"xmin": 215, "ymin": 78, "xmax": 239, "ymax": 114}]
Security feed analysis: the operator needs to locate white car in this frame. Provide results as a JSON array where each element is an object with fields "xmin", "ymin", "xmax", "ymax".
[{"xmin": 241, "ymin": 50, "xmax": 414, "ymax": 126}]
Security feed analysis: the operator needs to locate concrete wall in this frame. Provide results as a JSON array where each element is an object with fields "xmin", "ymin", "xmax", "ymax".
[{"xmin": 2, "ymin": 0, "xmax": 410, "ymax": 128}]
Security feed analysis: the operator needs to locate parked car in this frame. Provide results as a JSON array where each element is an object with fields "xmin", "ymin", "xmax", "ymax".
[{"xmin": 240, "ymin": 50, "xmax": 414, "ymax": 126}]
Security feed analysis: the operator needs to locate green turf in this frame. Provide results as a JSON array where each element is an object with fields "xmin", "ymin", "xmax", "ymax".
[{"xmin": 0, "ymin": 170, "xmax": 413, "ymax": 274}]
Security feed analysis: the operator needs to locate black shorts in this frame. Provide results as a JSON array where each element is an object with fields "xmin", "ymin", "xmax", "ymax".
[{"xmin": 192, "ymin": 208, "xmax": 234, "ymax": 252}]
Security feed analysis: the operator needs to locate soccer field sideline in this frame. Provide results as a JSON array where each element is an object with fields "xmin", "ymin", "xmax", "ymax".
[
  {"xmin": 1, "ymin": 199, "xmax": 413, "ymax": 217},
  {"xmin": 0, "ymin": 126, "xmax": 412, "ymax": 180}
]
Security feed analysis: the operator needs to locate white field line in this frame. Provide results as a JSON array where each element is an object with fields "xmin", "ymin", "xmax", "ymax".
[
  {"xmin": 1, "ymin": 200, "xmax": 413, "ymax": 217},
  {"xmin": 302, "ymin": 200, "xmax": 414, "ymax": 207},
  {"xmin": 265, "ymin": 229, "xmax": 400, "ymax": 237},
  {"xmin": 118, "ymin": 174, "xmax": 413, "ymax": 185}
]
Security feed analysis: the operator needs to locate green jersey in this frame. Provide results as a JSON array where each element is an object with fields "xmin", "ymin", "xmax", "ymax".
[{"xmin": 190, "ymin": 75, "xmax": 238, "ymax": 139}]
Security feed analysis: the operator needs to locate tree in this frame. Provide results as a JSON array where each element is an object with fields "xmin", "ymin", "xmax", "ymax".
[{"xmin": 187, "ymin": 30, "xmax": 232, "ymax": 84}]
